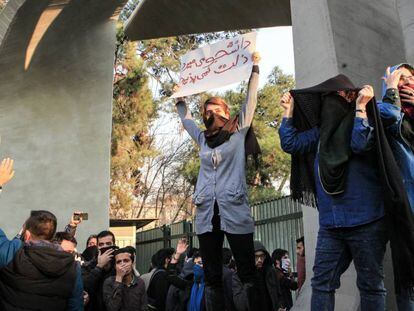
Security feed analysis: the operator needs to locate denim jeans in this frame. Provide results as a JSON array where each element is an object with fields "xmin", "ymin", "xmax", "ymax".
[
  {"xmin": 397, "ymin": 287, "xmax": 414, "ymax": 311},
  {"xmin": 311, "ymin": 217, "xmax": 388, "ymax": 311}
]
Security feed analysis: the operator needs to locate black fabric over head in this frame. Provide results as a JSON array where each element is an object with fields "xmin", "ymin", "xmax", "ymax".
[
  {"xmin": 318, "ymin": 94, "xmax": 356, "ymax": 195},
  {"xmin": 289, "ymin": 74, "xmax": 356, "ymax": 204}
]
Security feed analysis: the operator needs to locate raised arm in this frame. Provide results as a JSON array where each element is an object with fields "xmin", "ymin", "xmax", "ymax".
[
  {"xmin": 238, "ymin": 52, "xmax": 261, "ymax": 132},
  {"xmin": 278, "ymin": 92, "xmax": 319, "ymax": 154},
  {"xmin": 175, "ymin": 100, "xmax": 203, "ymax": 146},
  {"xmin": 351, "ymin": 85, "xmax": 375, "ymax": 154}
]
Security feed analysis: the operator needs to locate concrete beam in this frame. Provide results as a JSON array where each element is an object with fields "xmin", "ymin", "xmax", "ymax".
[
  {"xmin": 124, "ymin": 0, "xmax": 291, "ymax": 41},
  {"xmin": 0, "ymin": 0, "xmax": 124, "ymax": 247}
]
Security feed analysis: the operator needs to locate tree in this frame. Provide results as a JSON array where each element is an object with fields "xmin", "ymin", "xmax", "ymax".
[{"xmin": 110, "ymin": 24, "xmax": 158, "ymax": 218}]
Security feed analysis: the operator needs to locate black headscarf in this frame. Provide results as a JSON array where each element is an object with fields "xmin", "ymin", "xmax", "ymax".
[
  {"xmin": 202, "ymin": 97, "xmax": 261, "ymax": 165},
  {"xmin": 289, "ymin": 74, "xmax": 414, "ymax": 292}
]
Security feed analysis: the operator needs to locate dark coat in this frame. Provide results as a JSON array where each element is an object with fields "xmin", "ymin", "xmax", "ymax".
[
  {"xmin": 103, "ymin": 274, "xmax": 148, "ymax": 311},
  {"xmin": 0, "ymin": 244, "xmax": 77, "ymax": 311},
  {"xmin": 233, "ymin": 241, "xmax": 283, "ymax": 311},
  {"xmin": 275, "ymin": 267, "xmax": 298, "ymax": 310},
  {"xmin": 222, "ymin": 266, "xmax": 237, "ymax": 311},
  {"xmin": 82, "ymin": 258, "xmax": 115, "ymax": 311},
  {"xmin": 165, "ymin": 260, "xmax": 194, "ymax": 311}
]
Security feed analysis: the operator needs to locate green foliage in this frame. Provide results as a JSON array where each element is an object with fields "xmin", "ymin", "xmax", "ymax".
[{"xmin": 110, "ymin": 25, "xmax": 158, "ymax": 218}]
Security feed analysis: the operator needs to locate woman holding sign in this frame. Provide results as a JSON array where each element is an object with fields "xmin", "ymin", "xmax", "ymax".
[{"xmin": 173, "ymin": 52, "xmax": 265, "ymax": 311}]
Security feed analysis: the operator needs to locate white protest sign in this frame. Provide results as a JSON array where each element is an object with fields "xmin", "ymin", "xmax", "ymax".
[{"xmin": 171, "ymin": 32, "xmax": 257, "ymax": 98}]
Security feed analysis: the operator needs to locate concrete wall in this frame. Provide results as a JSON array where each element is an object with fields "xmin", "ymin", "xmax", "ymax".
[{"xmin": 0, "ymin": 0, "xmax": 123, "ymax": 248}]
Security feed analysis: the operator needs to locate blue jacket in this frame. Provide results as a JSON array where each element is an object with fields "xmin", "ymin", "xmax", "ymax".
[
  {"xmin": 378, "ymin": 64, "xmax": 414, "ymax": 213},
  {"xmin": 0, "ymin": 229, "xmax": 84, "ymax": 310},
  {"xmin": 279, "ymin": 117, "xmax": 385, "ymax": 228}
]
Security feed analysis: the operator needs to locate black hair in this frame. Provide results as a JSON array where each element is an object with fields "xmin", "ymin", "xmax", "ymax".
[
  {"xmin": 114, "ymin": 246, "xmax": 136, "ymax": 263},
  {"xmin": 151, "ymin": 248, "xmax": 175, "ymax": 269},
  {"xmin": 192, "ymin": 250, "xmax": 201, "ymax": 259},
  {"xmin": 24, "ymin": 210, "xmax": 57, "ymax": 241},
  {"xmin": 186, "ymin": 247, "xmax": 199, "ymax": 259},
  {"xmin": 52, "ymin": 231, "xmax": 77, "ymax": 246},
  {"xmin": 97, "ymin": 230, "xmax": 115, "ymax": 244},
  {"xmin": 296, "ymin": 236, "xmax": 305, "ymax": 245},
  {"xmin": 86, "ymin": 234, "xmax": 97, "ymax": 247},
  {"xmin": 271, "ymin": 248, "xmax": 288, "ymax": 263},
  {"xmin": 399, "ymin": 63, "xmax": 414, "ymax": 75}
]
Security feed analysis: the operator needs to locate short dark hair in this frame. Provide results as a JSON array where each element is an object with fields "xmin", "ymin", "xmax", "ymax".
[
  {"xmin": 296, "ymin": 236, "xmax": 304, "ymax": 245},
  {"xmin": 24, "ymin": 210, "xmax": 57, "ymax": 241},
  {"xmin": 52, "ymin": 232, "xmax": 77, "ymax": 246},
  {"xmin": 97, "ymin": 230, "xmax": 115, "ymax": 244},
  {"xmin": 151, "ymin": 248, "xmax": 175, "ymax": 269},
  {"xmin": 222, "ymin": 248, "xmax": 233, "ymax": 265},
  {"xmin": 399, "ymin": 63, "xmax": 414, "ymax": 75},
  {"xmin": 271, "ymin": 248, "xmax": 288, "ymax": 263},
  {"xmin": 192, "ymin": 250, "xmax": 201, "ymax": 260},
  {"xmin": 186, "ymin": 247, "xmax": 199, "ymax": 259},
  {"xmin": 86, "ymin": 234, "xmax": 97, "ymax": 247},
  {"xmin": 114, "ymin": 246, "xmax": 136, "ymax": 263}
]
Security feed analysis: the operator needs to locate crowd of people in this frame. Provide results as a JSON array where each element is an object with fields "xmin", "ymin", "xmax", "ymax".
[
  {"xmin": 0, "ymin": 190, "xmax": 304, "ymax": 311},
  {"xmin": 0, "ymin": 52, "xmax": 413, "ymax": 311}
]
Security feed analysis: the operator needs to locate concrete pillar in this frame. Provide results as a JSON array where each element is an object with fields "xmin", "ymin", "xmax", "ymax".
[
  {"xmin": 290, "ymin": 0, "xmax": 406, "ymax": 309},
  {"xmin": 0, "ymin": 0, "xmax": 124, "ymax": 247},
  {"xmin": 397, "ymin": 0, "xmax": 414, "ymax": 64}
]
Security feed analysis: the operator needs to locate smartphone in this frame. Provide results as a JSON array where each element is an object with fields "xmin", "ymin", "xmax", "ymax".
[{"xmin": 73, "ymin": 212, "xmax": 88, "ymax": 221}]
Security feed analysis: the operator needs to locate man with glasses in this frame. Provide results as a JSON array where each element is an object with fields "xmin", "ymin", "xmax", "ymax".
[{"xmin": 233, "ymin": 241, "xmax": 285, "ymax": 311}]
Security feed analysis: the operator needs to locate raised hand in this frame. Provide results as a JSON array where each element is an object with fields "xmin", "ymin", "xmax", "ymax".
[
  {"xmin": 97, "ymin": 248, "xmax": 114, "ymax": 269},
  {"xmin": 252, "ymin": 51, "xmax": 261, "ymax": 65},
  {"xmin": 70, "ymin": 211, "xmax": 83, "ymax": 227},
  {"xmin": 280, "ymin": 92, "xmax": 294, "ymax": 118},
  {"xmin": 0, "ymin": 158, "xmax": 15, "ymax": 187},
  {"xmin": 382, "ymin": 67, "xmax": 403, "ymax": 89},
  {"xmin": 356, "ymin": 85, "xmax": 374, "ymax": 107},
  {"xmin": 175, "ymin": 237, "xmax": 188, "ymax": 255}
]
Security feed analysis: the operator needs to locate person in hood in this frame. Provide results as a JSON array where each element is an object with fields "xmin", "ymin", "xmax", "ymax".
[
  {"xmin": 0, "ymin": 208, "xmax": 83, "ymax": 310},
  {"xmin": 378, "ymin": 64, "xmax": 414, "ymax": 311},
  {"xmin": 278, "ymin": 78, "xmax": 388, "ymax": 311},
  {"xmin": 233, "ymin": 240, "xmax": 283, "ymax": 311},
  {"xmin": 172, "ymin": 52, "xmax": 261, "ymax": 311}
]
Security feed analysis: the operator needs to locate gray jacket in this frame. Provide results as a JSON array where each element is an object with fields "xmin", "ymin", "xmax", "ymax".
[{"xmin": 176, "ymin": 67, "xmax": 259, "ymax": 234}]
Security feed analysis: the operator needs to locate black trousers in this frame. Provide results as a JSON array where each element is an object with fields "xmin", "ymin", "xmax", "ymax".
[{"xmin": 198, "ymin": 202, "xmax": 256, "ymax": 287}]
